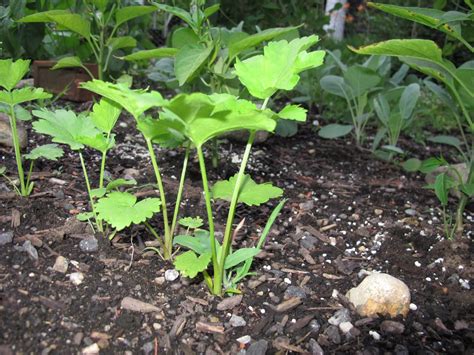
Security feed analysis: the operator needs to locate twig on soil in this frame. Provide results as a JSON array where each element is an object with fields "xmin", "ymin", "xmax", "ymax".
[{"xmin": 125, "ymin": 236, "xmax": 135, "ymax": 271}]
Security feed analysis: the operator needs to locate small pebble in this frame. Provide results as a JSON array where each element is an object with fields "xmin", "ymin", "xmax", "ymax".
[
  {"xmin": 79, "ymin": 238, "xmax": 98, "ymax": 253},
  {"xmin": 236, "ymin": 335, "xmax": 251, "ymax": 345},
  {"xmin": 70, "ymin": 272, "xmax": 84, "ymax": 285},
  {"xmin": 164, "ymin": 269, "xmax": 179, "ymax": 282},
  {"xmin": 409, "ymin": 303, "xmax": 418, "ymax": 311},
  {"xmin": 229, "ymin": 314, "xmax": 246, "ymax": 327},
  {"xmin": 369, "ymin": 330, "xmax": 381, "ymax": 340}
]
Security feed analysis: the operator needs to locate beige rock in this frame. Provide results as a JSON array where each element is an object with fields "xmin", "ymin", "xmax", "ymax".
[
  {"xmin": 346, "ymin": 273, "xmax": 410, "ymax": 318},
  {"xmin": 425, "ymin": 163, "xmax": 468, "ymax": 198},
  {"xmin": 224, "ymin": 130, "xmax": 269, "ymax": 144},
  {"xmin": 0, "ymin": 113, "xmax": 27, "ymax": 149},
  {"xmin": 52, "ymin": 256, "xmax": 68, "ymax": 273}
]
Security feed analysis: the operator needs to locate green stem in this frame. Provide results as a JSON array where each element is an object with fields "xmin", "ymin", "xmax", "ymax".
[
  {"xmin": 99, "ymin": 133, "xmax": 111, "ymax": 189},
  {"xmin": 214, "ymin": 97, "xmax": 270, "ymax": 295},
  {"xmin": 196, "ymin": 146, "xmax": 218, "ymax": 292},
  {"xmin": 25, "ymin": 161, "xmax": 34, "ymax": 192},
  {"xmin": 170, "ymin": 145, "xmax": 190, "ymax": 237},
  {"xmin": 145, "ymin": 139, "xmax": 171, "ymax": 259},
  {"xmin": 79, "ymin": 152, "xmax": 102, "ymax": 233},
  {"xmin": 8, "ymin": 103, "xmax": 26, "ymax": 196}
]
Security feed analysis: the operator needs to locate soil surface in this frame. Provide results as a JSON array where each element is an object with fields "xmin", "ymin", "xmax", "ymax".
[{"xmin": 0, "ymin": 111, "xmax": 473, "ymax": 355}]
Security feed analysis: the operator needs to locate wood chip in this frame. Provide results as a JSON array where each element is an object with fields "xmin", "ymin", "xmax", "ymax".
[
  {"xmin": 216, "ymin": 295, "xmax": 242, "ymax": 311},
  {"xmin": 322, "ymin": 273, "xmax": 344, "ymax": 280},
  {"xmin": 169, "ymin": 315, "xmax": 187, "ymax": 339},
  {"xmin": 195, "ymin": 321, "xmax": 224, "ymax": 334},
  {"xmin": 281, "ymin": 268, "xmax": 309, "ymax": 275},
  {"xmin": 186, "ymin": 296, "xmax": 209, "ymax": 306},
  {"xmin": 320, "ymin": 224, "xmax": 337, "ymax": 232},
  {"xmin": 120, "ymin": 297, "xmax": 160, "ymax": 313},
  {"xmin": 274, "ymin": 297, "xmax": 302, "ymax": 313},
  {"xmin": 11, "ymin": 209, "xmax": 20, "ymax": 228}
]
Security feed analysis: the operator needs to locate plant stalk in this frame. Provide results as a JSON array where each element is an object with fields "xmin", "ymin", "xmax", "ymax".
[
  {"xmin": 8, "ymin": 104, "xmax": 26, "ymax": 196},
  {"xmin": 146, "ymin": 139, "xmax": 171, "ymax": 259},
  {"xmin": 196, "ymin": 146, "xmax": 218, "ymax": 293},
  {"xmin": 170, "ymin": 145, "xmax": 190, "ymax": 237},
  {"xmin": 79, "ymin": 152, "xmax": 102, "ymax": 232}
]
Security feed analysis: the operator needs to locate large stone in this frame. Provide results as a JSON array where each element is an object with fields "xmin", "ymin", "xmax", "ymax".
[
  {"xmin": 346, "ymin": 273, "xmax": 410, "ymax": 318},
  {"xmin": 225, "ymin": 130, "xmax": 269, "ymax": 144},
  {"xmin": 0, "ymin": 113, "xmax": 27, "ymax": 149}
]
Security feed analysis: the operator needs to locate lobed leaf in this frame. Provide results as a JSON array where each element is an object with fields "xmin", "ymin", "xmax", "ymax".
[
  {"xmin": 0, "ymin": 59, "xmax": 30, "ymax": 91},
  {"xmin": 318, "ymin": 124, "xmax": 353, "ymax": 139},
  {"xmin": 212, "ymin": 174, "xmax": 283, "ymax": 206},
  {"xmin": 174, "ymin": 230, "xmax": 212, "ymax": 255},
  {"xmin": 24, "ymin": 144, "xmax": 64, "ymax": 161},
  {"xmin": 277, "ymin": 104, "xmax": 307, "ymax": 122},
  {"xmin": 95, "ymin": 191, "xmax": 161, "ymax": 231},
  {"xmin": 179, "ymin": 217, "xmax": 204, "ymax": 229},
  {"xmin": 0, "ymin": 87, "xmax": 52, "ymax": 106},
  {"xmin": 235, "ymin": 36, "xmax": 325, "ymax": 99},
  {"xmin": 174, "ymin": 251, "xmax": 212, "ymax": 278},
  {"xmin": 81, "ymin": 80, "xmax": 166, "ymax": 119},
  {"xmin": 32, "ymin": 109, "xmax": 109, "ymax": 152},
  {"xmin": 90, "ymin": 98, "xmax": 121, "ymax": 134}
]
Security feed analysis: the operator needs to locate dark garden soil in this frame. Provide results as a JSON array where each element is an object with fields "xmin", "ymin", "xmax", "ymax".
[{"xmin": 0, "ymin": 112, "xmax": 473, "ymax": 355}]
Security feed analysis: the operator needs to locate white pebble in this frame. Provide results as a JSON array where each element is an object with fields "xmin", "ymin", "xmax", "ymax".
[
  {"xmin": 284, "ymin": 278, "xmax": 292, "ymax": 285},
  {"xmin": 369, "ymin": 330, "xmax": 381, "ymax": 340},
  {"xmin": 409, "ymin": 303, "xmax": 418, "ymax": 311},
  {"xmin": 414, "ymin": 261, "xmax": 421, "ymax": 267},
  {"xmin": 70, "ymin": 272, "xmax": 84, "ymax": 285}
]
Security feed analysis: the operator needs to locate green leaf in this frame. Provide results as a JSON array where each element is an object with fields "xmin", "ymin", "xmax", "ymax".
[
  {"xmin": 174, "ymin": 230, "xmax": 212, "ymax": 255},
  {"xmin": 77, "ymin": 212, "xmax": 94, "ymax": 221},
  {"xmin": 318, "ymin": 124, "xmax": 353, "ymax": 139},
  {"xmin": 212, "ymin": 174, "xmax": 283, "ymax": 206},
  {"xmin": 368, "ymin": 3, "xmax": 473, "ymax": 51},
  {"xmin": 174, "ymin": 251, "xmax": 211, "ymax": 278},
  {"xmin": 420, "ymin": 157, "xmax": 447, "ymax": 173},
  {"xmin": 32, "ymin": 109, "xmax": 109, "ymax": 151},
  {"xmin": 95, "ymin": 191, "xmax": 161, "ymax": 231},
  {"xmin": 224, "ymin": 248, "xmax": 261, "ymax": 269},
  {"xmin": 381, "ymin": 145, "xmax": 404, "ymax": 154},
  {"xmin": 461, "ymin": 183, "xmax": 474, "ymax": 197},
  {"xmin": 115, "ymin": 6, "xmax": 156, "ymax": 27},
  {"xmin": 106, "ymin": 178, "xmax": 137, "ymax": 191},
  {"xmin": 235, "ymin": 36, "xmax": 325, "ymax": 99},
  {"xmin": 20, "ymin": 11, "xmax": 91, "ymax": 38},
  {"xmin": 402, "ymin": 158, "xmax": 422, "ymax": 172},
  {"xmin": 343, "ymin": 65, "xmax": 381, "ymax": 97},
  {"xmin": 15, "ymin": 106, "xmax": 32, "ymax": 121},
  {"xmin": 175, "ymin": 45, "xmax": 213, "ymax": 86},
  {"xmin": 350, "ymin": 40, "xmax": 470, "ymax": 96},
  {"xmin": 0, "ymin": 59, "xmax": 30, "ymax": 91},
  {"xmin": 373, "ymin": 94, "xmax": 391, "ymax": 124},
  {"xmin": 153, "ymin": 3, "xmax": 195, "ymax": 31},
  {"xmin": 90, "ymin": 188, "xmax": 106, "ymax": 198},
  {"xmin": 81, "ymin": 80, "xmax": 166, "ymax": 119},
  {"xmin": 107, "ymin": 36, "xmax": 137, "ymax": 52},
  {"xmin": 320, "ymin": 75, "xmax": 352, "ymax": 99},
  {"xmin": 277, "ymin": 104, "xmax": 307, "ymax": 122},
  {"xmin": 428, "ymin": 135, "xmax": 462, "ymax": 149},
  {"xmin": 434, "ymin": 173, "xmax": 449, "ymax": 206},
  {"xmin": 0, "ymin": 166, "xmax": 5, "ymax": 175},
  {"xmin": 172, "ymin": 27, "xmax": 200, "ymax": 49},
  {"xmin": 136, "ymin": 115, "xmax": 186, "ymax": 148},
  {"xmin": 203, "ymin": 4, "xmax": 220, "ymax": 18},
  {"xmin": 24, "ymin": 144, "xmax": 64, "ymax": 161},
  {"xmin": 0, "ymin": 87, "xmax": 52, "ymax": 106},
  {"xmin": 122, "ymin": 48, "xmax": 178, "ymax": 61},
  {"xmin": 228, "ymin": 26, "xmax": 299, "ymax": 59},
  {"xmin": 162, "ymin": 93, "xmax": 276, "ymax": 147},
  {"xmin": 90, "ymin": 98, "xmax": 121, "ymax": 133},
  {"xmin": 51, "ymin": 56, "xmax": 84, "ymax": 70},
  {"xmin": 179, "ymin": 217, "xmax": 204, "ymax": 229},
  {"xmin": 399, "ymin": 83, "xmax": 420, "ymax": 120}
]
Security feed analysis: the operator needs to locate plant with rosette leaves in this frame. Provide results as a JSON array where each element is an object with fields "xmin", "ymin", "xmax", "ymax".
[{"xmin": 0, "ymin": 58, "xmax": 57, "ymax": 196}]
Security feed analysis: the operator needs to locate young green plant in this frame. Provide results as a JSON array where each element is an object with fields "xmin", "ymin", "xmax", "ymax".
[
  {"xmin": 354, "ymin": 1, "xmax": 473, "ymax": 236},
  {"xmin": 32, "ymin": 103, "xmax": 118, "ymax": 233},
  {"xmin": 172, "ymin": 36, "xmax": 325, "ymax": 295},
  {"xmin": 0, "ymin": 58, "xmax": 53, "ymax": 196},
  {"xmin": 19, "ymin": 3, "xmax": 158, "ymax": 80}
]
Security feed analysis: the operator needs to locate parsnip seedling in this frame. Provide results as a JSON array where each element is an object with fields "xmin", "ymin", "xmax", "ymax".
[
  {"xmin": 32, "ymin": 108, "xmax": 115, "ymax": 233},
  {"xmin": 0, "ymin": 59, "xmax": 52, "ymax": 196}
]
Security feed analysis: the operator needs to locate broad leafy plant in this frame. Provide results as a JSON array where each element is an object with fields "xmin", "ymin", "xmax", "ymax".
[
  {"xmin": 372, "ymin": 83, "xmax": 421, "ymax": 160},
  {"xmin": 19, "ymin": 1, "xmax": 157, "ymax": 80},
  {"xmin": 171, "ymin": 36, "xmax": 325, "ymax": 295},
  {"xmin": 318, "ymin": 54, "xmax": 408, "ymax": 146},
  {"xmin": 0, "ymin": 58, "xmax": 57, "ymax": 196},
  {"xmin": 353, "ymin": 1, "xmax": 473, "ymax": 237},
  {"xmin": 31, "ymin": 99, "xmax": 121, "ymax": 233}
]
